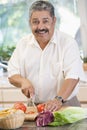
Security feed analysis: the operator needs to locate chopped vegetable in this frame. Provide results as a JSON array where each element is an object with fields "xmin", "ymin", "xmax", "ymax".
[
  {"xmin": 35, "ymin": 111, "xmax": 54, "ymax": 126},
  {"xmin": 35, "ymin": 107, "xmax": 87, "ymax": 127},
  {"xmin": 37, "ymin": 104, "xmax": 45, "ymax": 112},
  {"xmin": 26, "ymin": 111, "xmax": 35, "ymax": 114},
  {"xmin": 13, "ymin": 102, "xmax": 27, "ymax": 113},
  {"xmin": 49, "ymin": 107, "xmax": 87, "ymax": 126}
]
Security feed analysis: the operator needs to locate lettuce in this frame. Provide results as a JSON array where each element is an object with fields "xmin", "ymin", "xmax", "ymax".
[
  {"xmin": 35, "ymin": 107, "xmax": 87, "ymax": 127},
  {"xmin": 48, "ymin": 107, "xmax": 87, "ymax": 126}
]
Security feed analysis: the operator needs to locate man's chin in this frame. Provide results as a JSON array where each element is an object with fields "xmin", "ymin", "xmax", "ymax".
[
  {"xmin": 35, "ymin": 35, "xmax": 45, "ymax": 41},
  {"xmin": 34, "ymin": 33, "xmax": 49, "ymax": 43},
  {"xmin": 37, "ymin": 37, "xmax": 49, "ymax": 44}
]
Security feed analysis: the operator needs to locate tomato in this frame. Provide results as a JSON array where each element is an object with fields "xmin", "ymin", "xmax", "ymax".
[
  {"xmin": 37, "ymin": 104, "xmax": 45, "ymax": 112},
  {"xmin": 14, "ymin": 102, "xmax": 27, "ymax": 113},
  {"xmin": 26, "ymin": 111, "xmax": 35, "ymax": 114}
]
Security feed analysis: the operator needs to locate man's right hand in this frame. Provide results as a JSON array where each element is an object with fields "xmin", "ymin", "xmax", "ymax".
[
  {"xmin": 8, "ymin": 74, "xmax": 35, "ymax": 98},
  {"xmin": 21, "ymin": 78, "xmax": 35, "ymax": 98}
]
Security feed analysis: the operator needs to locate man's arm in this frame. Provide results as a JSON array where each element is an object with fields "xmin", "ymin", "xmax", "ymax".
[
  {"xmin": 8, "ymin": 74, "xmax": 25, "ymax": 88},
  {"xmin": 45, "ymin": 78, "xmax": 79, "ymax": 111},
  {"xmin": 57, "ymin": 78, "xmax": 79, "ymax": 101},
  {"xmin": 8, "ymin": 74, "xmax": 35, "ymax": 97}
]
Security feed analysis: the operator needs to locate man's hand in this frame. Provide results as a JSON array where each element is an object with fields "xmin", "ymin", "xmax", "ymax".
[
  {"xmin": 44, "ymin": 98, "xmax": 62, "ymax": 112},
  {"xmin": 8, "ymin": 74, "xmax": 35, "ymax": 98},
  {"xmin": 21, "ymin": 79, "xmax": 35, "ymax": 98}
]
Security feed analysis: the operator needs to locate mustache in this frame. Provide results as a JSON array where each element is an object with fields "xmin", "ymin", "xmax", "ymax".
[{"xmin": 35, "ymin": 29, "xmax": 48, "ymax": 33}]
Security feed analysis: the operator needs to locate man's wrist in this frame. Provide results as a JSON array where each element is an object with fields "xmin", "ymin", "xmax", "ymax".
[{"xmin": 55, "ymin": 96, "xmax": 66, "ymax": 103}]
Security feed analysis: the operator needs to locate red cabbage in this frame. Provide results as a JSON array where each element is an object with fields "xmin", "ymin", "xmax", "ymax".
[{"xmin": 35, "ymin": 111, "xmax": 54, "ymax": 126}]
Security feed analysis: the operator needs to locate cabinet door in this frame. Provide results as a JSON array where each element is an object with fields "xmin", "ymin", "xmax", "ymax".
[
  {"xmin": 2, "ymin": 89, "xmax": 27, "ymax": 102},
  {"xmin": 77, "ymin": 86, "xmax": 87, "ymax": 107},
  {"xmin": 77, "ymin": 86, "xmax": 87, "ymax": 102},
  {"xmin": 2, "ymin": 89, "xmax": 27, "ymax": 108},
  {"xmin": 0, "ymin": 90, "xmax": 3, "ymax": 107}
]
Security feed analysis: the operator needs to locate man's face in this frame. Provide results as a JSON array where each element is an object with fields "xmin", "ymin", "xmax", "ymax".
[{"xmin": 30, "ymin": 11, "xmax": 56, "ymax": 44}]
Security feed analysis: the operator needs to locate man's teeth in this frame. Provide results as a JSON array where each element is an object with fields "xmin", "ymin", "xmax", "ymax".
[{"xmin": 38, "ymin": 31, "xmax": 46, "ymax": 34}]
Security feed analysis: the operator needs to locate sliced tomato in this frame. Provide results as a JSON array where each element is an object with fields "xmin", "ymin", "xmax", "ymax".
[
  {"xmin": 26, "ymin": 111, "xmax": 35, "ymax": 114},
  {"xmin": 37, "ymin": 104, "xmax": 45, "ymax": 112},
  {"xmin": 14, "ymin": 102, "xmax": 27, "ymax": 113}
]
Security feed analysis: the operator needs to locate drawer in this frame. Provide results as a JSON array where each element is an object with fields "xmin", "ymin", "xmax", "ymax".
[
  {"xmin": 2, "ymin": 89, "xmax": 27, "ymax": 102},
  {"xmin": 77, "ymin": 87, "xmax": 87, "ymax": 102},
  {"xmin": 0, "ymin": 90, "xmax": 3, "ymax": 102}
]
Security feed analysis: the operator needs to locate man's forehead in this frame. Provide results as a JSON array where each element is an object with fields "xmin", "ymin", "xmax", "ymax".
[{"xmin": 31, "ymin": 10, "xmax": 51, "ymax": 17}]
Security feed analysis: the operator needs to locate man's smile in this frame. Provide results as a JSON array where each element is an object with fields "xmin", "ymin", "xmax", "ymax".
[{"xmin": 35, "ymin": 29, "xmax": 48, "ymax": 35}]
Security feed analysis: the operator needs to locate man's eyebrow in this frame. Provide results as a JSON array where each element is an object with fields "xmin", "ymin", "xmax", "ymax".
[
  {"xmin": 43, "ymin": 18, "xmax": 49, "ymax": 19},
  {"xmin": 32, "ymin": 18, "xmax": 38, "ymax": 20},
  {"xmin": 32, "ymin": 18, "xmax": 49, "ymax": 20}
]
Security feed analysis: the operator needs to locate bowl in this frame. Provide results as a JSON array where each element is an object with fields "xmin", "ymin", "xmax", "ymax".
[{"xmin": 0, "ymin": 109, "xmax": 25, "ymax": 129}]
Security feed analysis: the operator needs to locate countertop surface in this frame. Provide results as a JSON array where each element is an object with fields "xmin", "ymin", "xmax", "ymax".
[{"xmin": 16, "ymin": 118, "xmax": 87, "ymax": 130}]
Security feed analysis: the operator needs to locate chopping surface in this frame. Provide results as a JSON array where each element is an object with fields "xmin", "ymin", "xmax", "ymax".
[{"xmin": 16, "ymin": 118, "xmax": 87, "ymax": 130}]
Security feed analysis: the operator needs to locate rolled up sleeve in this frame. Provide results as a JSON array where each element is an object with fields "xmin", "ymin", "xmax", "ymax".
[
  {"xmin": 8, "ymin": 47, "xmax": 20, "ymax": 77},
  {"xmin": 63, "ymin": 39, "xmax": 87, "ymax": 82}
]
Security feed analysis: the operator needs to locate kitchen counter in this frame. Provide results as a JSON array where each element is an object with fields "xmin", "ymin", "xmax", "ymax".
[{"xmin": 17, "ymin": 119, "xmax": 87, "ymax": 130}]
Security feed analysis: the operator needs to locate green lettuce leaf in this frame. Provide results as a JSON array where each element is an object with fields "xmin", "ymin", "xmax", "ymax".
[{"xmin": 48, "ymin": 107, "xmax": 87, "ymax": 126}]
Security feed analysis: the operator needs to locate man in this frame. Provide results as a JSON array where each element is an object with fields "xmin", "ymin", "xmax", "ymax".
[{"xmin": 8, "ymin": 0, "xmax": 86, "ymax": 111}]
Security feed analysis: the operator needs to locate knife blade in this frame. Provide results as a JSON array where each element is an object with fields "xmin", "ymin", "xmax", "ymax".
[{"xmin": 27, "ymin": 96, "xmax": 35, "ymax": 107}]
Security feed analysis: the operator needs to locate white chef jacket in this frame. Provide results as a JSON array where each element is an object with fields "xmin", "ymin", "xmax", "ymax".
[{"xmin": 8, "ymin": 29, "xmax": 87, "ymax": 103}]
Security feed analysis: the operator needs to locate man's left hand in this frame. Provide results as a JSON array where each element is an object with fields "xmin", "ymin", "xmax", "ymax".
[{"xmin": 44, "ymin": 98, "xmax": 62, "ymax": 112}]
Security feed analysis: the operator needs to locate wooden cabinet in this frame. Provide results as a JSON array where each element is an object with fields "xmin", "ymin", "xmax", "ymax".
[
  {"xmin": 77, "ymin": 83, "xmax": 87, "ymax": 107},
  {"xmin": 0, "ymin": 90, "xmax": 3, "ymax": 107},
  {"xmin": 2, "ymin": 89, "xmax": 27, "ymax": 108},
  {"xmin": 0, "ymin": 74, "xmax": 27, "ymax": 108}
]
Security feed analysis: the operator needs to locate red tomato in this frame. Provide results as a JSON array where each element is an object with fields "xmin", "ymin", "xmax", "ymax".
[
  {"xmin": 37, "ymin": 104, "xmax": 45, "ymax": 112},
  {"xmin": 14, "ymin": 102, "xmax": 27, "ymax": 113}
]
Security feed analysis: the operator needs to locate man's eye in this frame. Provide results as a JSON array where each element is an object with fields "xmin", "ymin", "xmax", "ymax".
[
  {"xmin": 32, "ymin": 21, "xmax": 39, "ymax": 25},
  {"xmin": 43, "ymin": 20, "xmax": 49, "ymax": 24}
]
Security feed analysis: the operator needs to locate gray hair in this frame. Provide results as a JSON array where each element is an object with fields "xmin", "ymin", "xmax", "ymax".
[{"xmin": 29, "ymin": 0, "xmax": 55, "ymax": 18}]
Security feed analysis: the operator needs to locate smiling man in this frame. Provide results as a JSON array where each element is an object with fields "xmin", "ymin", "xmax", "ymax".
[
  {"xmin": 8, "ymin": 0, "xmax": 86, "ymax": 112},
  {"xmin": 29, "ymin": 9, "xmax": 56, "ymax": 49}
]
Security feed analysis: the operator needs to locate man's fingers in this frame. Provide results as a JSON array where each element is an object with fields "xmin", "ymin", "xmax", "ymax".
[
  {"xmin": 44, "ymin": 99, "xmax": 62, "ymax": 112},
  {"xmin": 21, "ymin": 86, "xmax": 34, "ymax": 98},
  {"xmin": 21, "ymin": 88, "xmax": 30, "ymax": 97}
]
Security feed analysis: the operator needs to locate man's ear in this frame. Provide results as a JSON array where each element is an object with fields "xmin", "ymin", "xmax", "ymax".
[
  {"xmin": 54, "ymin": 16, "xmax": 56, "ymax": 23},
  {"xmin": 52, "ymin": 16, "xmax": 56, "ymax": 25}
]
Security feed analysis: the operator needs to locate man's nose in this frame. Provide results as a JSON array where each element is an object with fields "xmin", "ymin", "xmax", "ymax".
[{"xmin": 38, "ymin": 22, "xmax": 44, "ymax": 29}]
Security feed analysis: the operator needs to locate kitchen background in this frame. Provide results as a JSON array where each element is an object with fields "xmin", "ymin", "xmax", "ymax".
[{"xmin": 0, "ymin": 0, "xmax": 87, "ymax": 108}]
